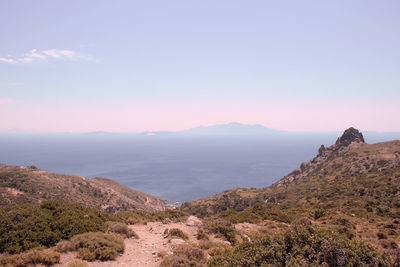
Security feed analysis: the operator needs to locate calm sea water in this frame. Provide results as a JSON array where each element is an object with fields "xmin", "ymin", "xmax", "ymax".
[{"xmin": 0, "ymin": 132, "xmax": 397, "ymax": 203}]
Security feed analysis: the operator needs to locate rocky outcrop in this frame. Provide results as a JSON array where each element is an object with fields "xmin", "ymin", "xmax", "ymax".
[
  {"xmin": 278, "ymin": 127, "xmax": 366, "ymax": 186},
  {"xmin": 335, "ymin": 127, "xmax": 365, "ymax": 147}
]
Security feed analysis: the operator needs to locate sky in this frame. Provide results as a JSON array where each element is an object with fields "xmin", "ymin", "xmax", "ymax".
[{"xmin": 0, "ymin": 0, "xmax": 399, "ymax": 132}]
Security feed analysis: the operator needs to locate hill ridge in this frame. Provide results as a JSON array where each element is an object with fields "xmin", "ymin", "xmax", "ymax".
[{"xmin": 0, "ymin": 164, "xmax": 167, "ymax": 212}]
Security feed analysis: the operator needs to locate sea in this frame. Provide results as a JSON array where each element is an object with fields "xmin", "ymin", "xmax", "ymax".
[{"xmin": 0, "ymin": 132, "xmax": 398, "ymax": 204}]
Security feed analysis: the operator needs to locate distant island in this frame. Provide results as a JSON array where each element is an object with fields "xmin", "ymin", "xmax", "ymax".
[{"xmin": 181, "ymin": 122, "xmax": 280, "ymax": 135}]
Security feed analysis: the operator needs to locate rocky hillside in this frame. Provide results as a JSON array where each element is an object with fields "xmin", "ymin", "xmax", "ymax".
[
  {"xmin": 181, "ymin": 128, "xmax": 400, "ymax": 251},
  {"xmin": 182, "ymin": 127, "xmax": 400, "ymax": 214},
  {"xmin": 0, "ymin": 164, "xmax": 167, "ymax": 212}
]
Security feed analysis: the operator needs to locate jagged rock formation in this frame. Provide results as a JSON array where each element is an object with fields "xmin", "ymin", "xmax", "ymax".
[
  {"xmin": 278, "ymin": 127, "xmax": 367, "ymax": 185},
  {"xmin": 335, "ymin": 127, "xmax": 365, "ymax": 146},
  {"xmin": 0, "ymin": 164, "xmax": 167, "ymax": 212}
]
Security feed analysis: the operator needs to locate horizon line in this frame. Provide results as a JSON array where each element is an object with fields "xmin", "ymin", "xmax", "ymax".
[{"xmin": 1, "ymin": 122, "xmax": 399, "ymax": 135}]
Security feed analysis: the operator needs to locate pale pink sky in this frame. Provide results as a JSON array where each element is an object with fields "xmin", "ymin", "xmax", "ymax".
[{"xmin": 1, "ymin": 97, "xmax": 399, "ymax": 132}]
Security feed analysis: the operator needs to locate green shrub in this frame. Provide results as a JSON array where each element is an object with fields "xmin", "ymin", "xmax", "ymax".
[
  {"xmin": 71, "ymin": 232, "xmax": 124, "ymax": 261},
  {"xmin": 208, "ymin": 225, "xmax": 390, "ymax": 267},
  {"xmin": 167, "ymin": 228, "xmax": 189, "ymax": 240},
  {"xmin": 204, "ymin": 220, "xmax": 237, "ymax": 244},
  {"xmin": 312, "ymin": 207, "xmax": 326, "ymax": 219},
  {"xmin": 0, "ymin": 200, "xmax": 111, "ymax": 253}
]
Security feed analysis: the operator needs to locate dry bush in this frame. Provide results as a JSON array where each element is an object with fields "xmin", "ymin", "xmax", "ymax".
[
  {"xmin": 71, "ymin": 232, "xmax": 124, "ymax": 261},
  {"xmin": 173, "ymin": 244, "xmax": 206, "ymax": 262},
  {"xmin": 160, "ymin": 255, "xmax": 205, "ymax": 267},
  {"xmin": 157, "ymin": 250, "xmax": 168, "ymax": 258},
  {"xmin": 160, "ymin": 244, "xmax": 206, "ymax": 267},
  {"xmin": 55, "ymin": 240, "xmax": 76, "ymax": 253},
  {"xmin": 67, "ymin": 259, "xmax": 89, "ymax": 267},
  {"xmin": 167, "ymin": 228, "xmax": 189, "ymax": 240},
  {"xmin": 292, "ymin": 217, "xmax": 312, "ymax": 226},
  {"xmin": 126, "ymin": 216, "xmax": 145, "ymax": 225},
  {"xmin": 196, "ymin": 229, "xmax": 209, "ymax": 240},
  {"xmin": 0, "ymin": 248, "xmax": 60, "ymax": 267},
  {"xmin": 106, "ymin": 222, "xmax": 139, "ymax": 239},
  {"xmin": 195, "ymin": 240, "xmax": 218, "ymax": 250},
  {"xmin": 207, "ymin": 244, "xmax": 231, "ymax": 257},
  {"xmin": 377, "ymin": 232, "xmax": 388, "ymax": 240}
]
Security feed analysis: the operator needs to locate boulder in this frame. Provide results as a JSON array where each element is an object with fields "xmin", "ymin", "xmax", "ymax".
[{"xmin": 186, "ymin": 216, "xmax": 202, "ymax": 226}]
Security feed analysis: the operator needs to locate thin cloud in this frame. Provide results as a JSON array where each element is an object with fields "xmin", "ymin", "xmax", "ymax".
[
  {"xmin": 59, "ymin": 50, "xmax": 75, "ymax": 58},
  {"xmin": 0, "ymin": 49, "xmax": 99, "ymax": 64},
  {"xmin": 26, "ymin": 49, "xmax": 46, "ymax": 60},
  {"xmin": 0, "ymin": 58, "xmax": 17, "ymax": 64},
  {"xmin": 43, "ymin": 49, "xmax": 61, "ymax": 59}
]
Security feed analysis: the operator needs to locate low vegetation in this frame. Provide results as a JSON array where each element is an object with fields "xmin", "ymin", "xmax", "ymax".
[
  {"xmin": 166, "ymin": 228, "xmax": 189, "ymax": 240},
  {"xmin": 71, "ymin": 232, "xmax": 125, "ymax": 261},
  {"xmin": 67, "ymin": 259, "xmax": 89, "ymax": 267},
  {"xmin": 0, "ymin": 247, "xmax": 60, "ymax": 267},
  {"xmin": 160, "ymin": 244, "xmax": 207, "ymax": 267},
  {"xmin": 196, "ymin": 229, "xmax": 209, "ymax": 240},
  {"xmin": 204, "ymin": 219, "xmax": 237, "ymax": 244},
  {"xmin": 0, "ymin": 199, "xmax": 189, "ymax": 256},
  {"xmin": 116, "ymin": 209, "xmax": 188, "ymax": 225},
  {"xmin": 0, "ymin": 200, "xmax": 111, "ymax": 254},
  {"xmin": 106, "ymin": 222, "xmax": 139, "ymax": 239},
  {"xmin": 213, "ymin": 204, "xmax": 295, "ymax": 224},
  {"xmin": 208, "ymin": 225, "xmax": 390, "ymax": 266}
]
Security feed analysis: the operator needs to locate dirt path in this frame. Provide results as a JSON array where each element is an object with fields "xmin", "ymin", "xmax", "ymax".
[{"xmin": 58, "ymin": 221, "xmax": 199, "ymax": 267}]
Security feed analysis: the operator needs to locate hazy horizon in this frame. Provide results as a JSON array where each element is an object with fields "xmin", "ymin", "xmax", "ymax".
[
  {"xmin": 1, "ymin": 1, "xmax": 400, "ymax": 133},
  {"xmin": 1, "ymin": 122, "xmax": 400, "ymax": 135}
]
